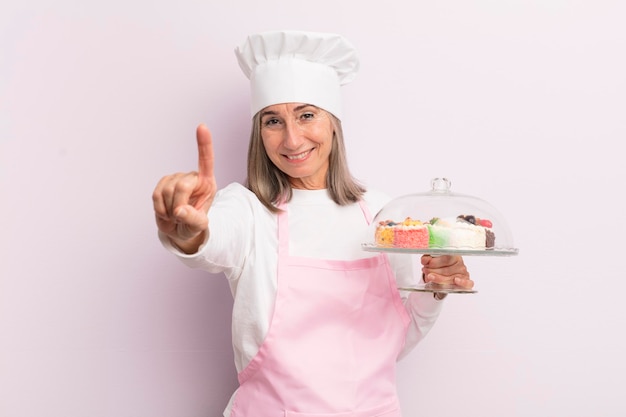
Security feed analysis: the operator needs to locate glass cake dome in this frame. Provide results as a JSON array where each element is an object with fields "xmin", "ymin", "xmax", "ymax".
[{"xmin": 362, "ymin": 178, "xmax": 519, "ymax": 257}]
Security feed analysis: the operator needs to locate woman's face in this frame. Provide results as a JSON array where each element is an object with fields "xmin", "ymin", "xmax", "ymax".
[{"xmin": 260, "ymin": 103, "xmax": 334, "ymax": 190}]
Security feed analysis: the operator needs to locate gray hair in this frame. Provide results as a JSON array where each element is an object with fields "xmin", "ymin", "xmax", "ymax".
[{"xmin": 245, "ymin": 110, "xmax": 365, "ymax": 213}]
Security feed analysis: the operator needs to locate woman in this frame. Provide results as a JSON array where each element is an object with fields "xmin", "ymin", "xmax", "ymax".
[{"xmin": 153, "ymin": 30, "xmax": 473, "ymax": 417}]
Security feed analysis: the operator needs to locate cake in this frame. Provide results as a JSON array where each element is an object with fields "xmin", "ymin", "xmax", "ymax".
[
  {"xmin": 374, "ymin": 220, "xmax": 395, "ymax": 247},
  {"xmin": 375, "ymin": 217, "xmax": 429, "ymax": 248},
  {"xmin": 394, "ymin": 217, "xmax": 429, "ymax": 248},
  {"xmin": 430, "ymin": 217, "xmax": 486, "ymax": 249},
  {"xmin": 375, "ymin": 214, "xmax": 495, "ymax": 250},
  {"xmin": 457, "ymin": 214, "xmax": 495, "ymax": 249}
]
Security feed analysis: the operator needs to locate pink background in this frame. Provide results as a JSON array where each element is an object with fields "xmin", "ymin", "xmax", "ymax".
[{"xmin": 2, "ymin": 1, "xmax": 625, "ymax": 416}]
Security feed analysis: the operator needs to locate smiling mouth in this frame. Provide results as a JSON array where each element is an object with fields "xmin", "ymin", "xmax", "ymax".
[{"xmin": 286, "ymin": 149, "xmax": 313, "ymax": 160}]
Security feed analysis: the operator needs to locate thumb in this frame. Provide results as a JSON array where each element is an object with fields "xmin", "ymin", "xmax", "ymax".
[{"xmin": 174, "ymin": 204, "xmax": 208, "ymax": 233}]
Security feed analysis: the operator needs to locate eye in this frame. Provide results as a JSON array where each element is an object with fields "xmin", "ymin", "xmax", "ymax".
[
  {"xmin": 299, "ymin": 111, "xmax": 316, "ymax": 122},
  {"xmin": 262, "ymin": 117, "xmax": 281, "ymax": 128}
]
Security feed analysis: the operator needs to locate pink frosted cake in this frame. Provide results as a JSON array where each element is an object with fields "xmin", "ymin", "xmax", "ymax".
[{"xmin": 375, "ymin": 214, "xmax": 495, "ymax": 250}]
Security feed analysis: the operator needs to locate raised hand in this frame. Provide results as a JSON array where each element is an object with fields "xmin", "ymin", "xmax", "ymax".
[{"xmin": 152, "ymin": 124, "xmax": 217, "ymax": 253}]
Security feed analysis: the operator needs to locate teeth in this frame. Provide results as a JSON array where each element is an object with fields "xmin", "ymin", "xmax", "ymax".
[{"xmin": 287, "ymin": 150, "xmax": 310, "ymax": 160}]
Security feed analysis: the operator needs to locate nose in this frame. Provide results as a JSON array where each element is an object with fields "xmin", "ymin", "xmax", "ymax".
[{"xmin": 282, "ymin": 119, "xmax": 304, "ymax": 150}]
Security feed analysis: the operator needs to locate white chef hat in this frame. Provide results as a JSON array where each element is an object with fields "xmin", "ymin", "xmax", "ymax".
[{"xmin": 235, "ymin": 30, "xmax": 359, "ymax": 119}]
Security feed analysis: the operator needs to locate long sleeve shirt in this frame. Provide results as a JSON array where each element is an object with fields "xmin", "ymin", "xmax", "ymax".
[{"xmin": 159, "ymin": 183, "xmax": 443, "ymax": 373}]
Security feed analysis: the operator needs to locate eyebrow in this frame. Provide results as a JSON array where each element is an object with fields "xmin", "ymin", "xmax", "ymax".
[{"xmin": 260, "ymin": 104, "xmax": 317, "ymax": 118}]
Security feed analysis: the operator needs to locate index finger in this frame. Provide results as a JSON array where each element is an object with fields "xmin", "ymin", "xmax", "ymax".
[{"xmin": 196, "ymin": 124, "xmax": 214, "ymax": 179}]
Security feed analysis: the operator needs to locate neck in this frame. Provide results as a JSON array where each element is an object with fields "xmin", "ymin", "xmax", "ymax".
[{"xmin": 289, "ymin": 177, "xmax": 327, "ymax": 190}]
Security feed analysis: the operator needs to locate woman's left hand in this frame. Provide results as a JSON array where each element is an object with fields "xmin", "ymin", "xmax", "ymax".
[{"xmin": 421, "ymin": 255, "xmax": 474, "ymax": 290}]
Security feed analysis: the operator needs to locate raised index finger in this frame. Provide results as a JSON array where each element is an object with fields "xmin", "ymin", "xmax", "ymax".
[{"xmin": 196, "ymin": 124, "xmax": 214, "ymax": 179}]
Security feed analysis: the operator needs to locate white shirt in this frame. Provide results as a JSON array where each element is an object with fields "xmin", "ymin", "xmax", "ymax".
[{"xmin": 159, "ymin": 183, "xmax": 443, "ymax": 373}]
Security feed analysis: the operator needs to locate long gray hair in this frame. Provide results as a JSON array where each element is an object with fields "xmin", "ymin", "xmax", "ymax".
[{"xmin": 245, "ymin": 109, "xmax": 365, "ymax": 213}]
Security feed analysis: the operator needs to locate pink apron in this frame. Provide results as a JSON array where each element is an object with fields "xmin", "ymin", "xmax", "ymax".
[{"xmin": 230, "ymin": 201, "xmax": 410, "ymax": 417}]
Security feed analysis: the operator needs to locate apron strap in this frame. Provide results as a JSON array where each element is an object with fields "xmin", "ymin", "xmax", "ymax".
[
  {"xmin": 357, "ymin": 199, "xmax": 373, "ymax": 225},
  {"xmin": 277, "ymin": 202, "xmax": 289, "ymax": 258}
]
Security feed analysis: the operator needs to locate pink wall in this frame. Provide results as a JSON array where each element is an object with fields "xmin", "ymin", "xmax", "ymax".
[{"xmin": 2, "ymin": 1, "xmax": 625, "ymax": 416}]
